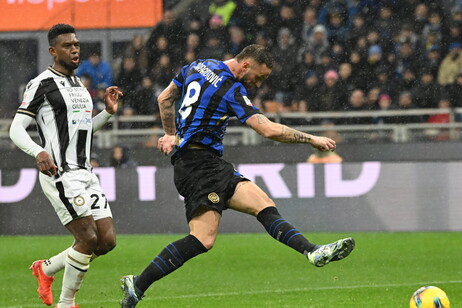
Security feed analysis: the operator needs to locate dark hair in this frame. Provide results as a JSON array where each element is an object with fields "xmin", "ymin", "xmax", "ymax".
[
  {"xmin": 235, "ymin": 44, "xmax": 273, "ymax": 69},
  {"xmin": 48, "ymin": 24, "xmax": 76, "ymax": 46}
]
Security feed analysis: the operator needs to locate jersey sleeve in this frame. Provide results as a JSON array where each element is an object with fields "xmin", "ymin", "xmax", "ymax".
[
  {"xmin": 17, "ymin": 78, "xmax": 47, "ymax": 118},
  {"xmin": 226, "ymin": 85, "xmax": 261, "ymax": 123}
]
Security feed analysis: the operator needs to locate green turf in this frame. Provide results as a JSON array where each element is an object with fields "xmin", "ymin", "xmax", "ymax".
[{"xmin": 0, "ymin": 232, "xmax": 461, "ymax": 307}]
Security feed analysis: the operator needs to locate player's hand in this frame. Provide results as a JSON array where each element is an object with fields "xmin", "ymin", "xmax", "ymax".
[
  {"xmin": 104, "ymin": 86, "xmax": 123, "ymax": 114},
  {"xmin": 310, "ymin": 136, "xmax": 336, "ymax": 152},
  {"xmin": 157, "ymin": 134, "xmax": 176, "ymax": 156},
  {"xmin": 36, "ymin": 151, "xmax": 57, "ymax": 177}
]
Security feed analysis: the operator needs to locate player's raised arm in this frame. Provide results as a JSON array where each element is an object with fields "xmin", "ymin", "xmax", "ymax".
[
  {"xmin": 245, "ymin": 113, "xmax": 336, "ymax": 152},
  {"xmin": 157, "ymin": 81, "xmax": 181, "ymax": 155}
]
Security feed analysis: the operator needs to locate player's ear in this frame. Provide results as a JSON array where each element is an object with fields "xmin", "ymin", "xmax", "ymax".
[{"xmin": 49, "ymin": 46, "xmax": 57, "ymax": 57}]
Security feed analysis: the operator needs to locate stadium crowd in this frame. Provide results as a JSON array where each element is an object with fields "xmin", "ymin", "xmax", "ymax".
[{"xmin": 76, "ymin": 0, "xmax": 462, "ymax": 127}]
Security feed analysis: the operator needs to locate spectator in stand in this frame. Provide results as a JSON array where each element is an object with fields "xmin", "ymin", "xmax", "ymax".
[
  {"xmin": 185, "ymin": 33, "xmax": 202, "ymax": 56},
  {"xmin": 232, "ymin": 0, "xmax": 262, "ymax": 37},
  {"xmin": 115, "ymin": 56, "xmax": 143, "ymax": 111},
  {"xmin": 299, "ymin": 24, "xmax": 329, "ymax": 65},
  {"xmin": 445, "ymin": 22, "xmax": 462, "ymax": 47},
  {"xmin": 330, "ymin": 42, "xmax": 348, "ymax": 66},
  {"xmin": 146, "ymin": 35, "xmax": 172, "ymax": 74},
  {"xmin": 253, "ymin": 13, "xmax": 274, "ymax": 44},
  {"xmin": 184, "ymin": 15, "xmax": 204, "ymax": 36},
  {"xmin": 425, "ymin": 98, "xmax": 452, "ymax": 141},
  {"xmin": 146, "ymin": 9, "xmax": 185, "ymax": 60},
  {"xmin": 349, "ymin": 50, "xmax": 369, "ymax": 91},
  {"xmin": 398, "ymin": 68, "xmax": 418, "ymax": 93},
  {"xmin": 275, "ymin": 4, "xmax": 301, "ymax": 40},
  {"xmin": 208, "ymin": 0, "xmax": 237, "ymax": 26},
  {"xmin": 227, "ymin": 26, "xmax": 248, "ymax": 56},
  {"xmin": 421, "ymin": 11, "xmax": 444, "ymax": 50},
  {"xmin": 295, "ymin": 50, "xmax": 317, "ymax": 80},
  {"xmin": 317, "ymin": 69, "xmax": 344, "ymax": 113},
  {"xmin": 409, "ymin": 3, "xmax": 428, "ymax": 34},
  {"xmin": 125, "ymin": 34, "xmax": 149, "ymax": 75},
  {"xmin": 395, "ymin": 41, "xmax": 422, "ymax": 79},
  {"xmin": 204, "ymin": 14, "xmax": 228, "ymax": 46},
  {"xmin": 447, "ymin": 72, "xmax": 462, "ymax": 107},
  {"xmin": 370, "ymin": 65, "xmax": 397, "ymax": 99},
  {"xmin": 150, "ymin": 54, "xmax": 176, "ymax": 90},
  {"xmin": 421, "ymin": 31, "xmax": 440, "ymax": 54},
  {"xmin": 395, "ymin": 91, "xmax": 423, "ymax": 123},
  {"xmin": 373, "ymin": 5, "xmax": 400, "ymax": 41},
  {"xmin": 411, "ymin": 69, "xmax": 441, "ymax": 109},
  {"xmin": 337, "ymin": 62, "xmax": 355, "ymax": 94},
  {"xmin": 270, "ymin": 27, "xmax": 299, "ymax": 109},
  {"xmin": 374, "ymin": 94, "xmax": 395, "ymax": 125},
  {"xmin": 438, "ymin": 42, "xmax": 462, "ymax": 86},
  {"xmin": 294, "ymin": 71, "xmax": 321, "ymax": 112},
  {"xmin": 325, "ymin": 10, "xmax": 349, "ymax": 45},
  {"xmin": 132, "ymin": 76, "xmax": 160, "ymax": 128},
  {"xmin": 396, "ymin": 24, "xmax": 419, "ymax": 51},
  {"xmin": 110, "ymin": 145, "xmax": 137, "ymax": 168},
  {"xmin": 197, "ymin": 32, "xmax": 226, "ymax": 60},
  {"xmin": 316, "ymin": 50, "xmax": 337, "ymax": 78},
  {"xmin": 347, "ymin": 13, "xmax": 367, "ymax": 49},
  {"xmin": 343, "ymin": 89, "xmax": 371, "ymax": 125},
  {"xmin": 365, "ymin": 87, "xmax": 382, "ymax": 110},
  {"xmin": 422, "ymin": 45, "xmax": 442, "ymax": 78},
  {"xmin": 76, "ymin": 50, "xmax": 112, "ymax": 92},
  {"xmin": 307, "ymin": 147, "xmax": 343, "ymax": 163},
  {"xmin": 299, "ymin": 7, "xmax": 318, "ymax": 45},
  {"xmin": 365, "ymin": 45, "xmax": 384, "ymax": 80}
]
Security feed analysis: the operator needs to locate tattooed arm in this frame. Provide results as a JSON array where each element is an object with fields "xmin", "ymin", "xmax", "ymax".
[
  {"xmin": 157, "ymin": 81, "xmax": 181, "ymax": 155},
  {"xmin": 245, "ymin": 113, "xmax": 336, "ymax": 152}
]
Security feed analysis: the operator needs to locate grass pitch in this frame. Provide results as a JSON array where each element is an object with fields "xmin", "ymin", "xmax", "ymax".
[{"xmin": 1, "ymin": 232, "xmax": 461, "ymax": 307}]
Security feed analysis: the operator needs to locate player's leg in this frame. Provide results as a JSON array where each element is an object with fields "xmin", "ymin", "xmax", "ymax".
[
  {"xmin": 228, "ymin": 181, "xmax": 355, "ymax": 267},
  {"xmin": 229, "ymin": 181, "xmax": 318, "ymax": 254},
  {"xmin": 55, "ymin": 215, "xmax": 97, "ymax": 307},
  {"xmin": 93, "ymin": 217, "xmax": 116, "ymax": 258},
  {"xmin": 120, "ymin": 208, "xmax": 217, "ymax": 307},
  {"xmin": 88, "ymin": 172, "xmax": 117, "ymax": 259}
]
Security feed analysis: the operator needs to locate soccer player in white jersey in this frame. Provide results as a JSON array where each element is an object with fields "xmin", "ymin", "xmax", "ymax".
[{"xmin": 9, "ymin": 24, "xmax": 122, "ymax": 308}]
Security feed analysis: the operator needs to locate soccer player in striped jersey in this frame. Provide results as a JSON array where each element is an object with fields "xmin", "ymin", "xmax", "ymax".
[
  {"xmin": 120, "ymin": 45, "xmax": 355, "ymax": 306},
  {"xmin": 9, "ymin": 24, "xmax": 122, "ymax": 308}
]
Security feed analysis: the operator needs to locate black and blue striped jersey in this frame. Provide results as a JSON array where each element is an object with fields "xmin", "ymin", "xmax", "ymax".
[{"xmin": 172, "ymin": 59, "xmax": 261, "ymax": 156}]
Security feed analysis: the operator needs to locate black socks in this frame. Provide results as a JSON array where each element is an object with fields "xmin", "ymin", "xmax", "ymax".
[
  {"xmin": 134, "ymin": 234, "xmax": 208, "ymax": 295},
  {"xmin": 257, "ymin": 206, "xmax": 316, "ymax": 255}
]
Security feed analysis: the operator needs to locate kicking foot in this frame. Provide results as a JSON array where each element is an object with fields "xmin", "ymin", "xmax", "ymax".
[
  {"xmin": 120, "ymin": 275, "xmax": 143, "ymax": 308},
  {"xmin": 307, "ymin": 238, "xmax": 355, "ymax": 267},
  {"xmin": 30, "ymin": 260, "xmax": 54, "ymax": 306}
]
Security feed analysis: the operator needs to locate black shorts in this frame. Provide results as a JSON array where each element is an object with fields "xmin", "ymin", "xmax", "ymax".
[{"xmin": 173, "ymin": 149, "xmax": 249, "ymax": 222}]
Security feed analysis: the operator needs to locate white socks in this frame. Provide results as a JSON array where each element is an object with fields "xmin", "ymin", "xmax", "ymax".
[
  {"xmin": 58, "ymin": 248, "xmax": 91, "ymax": 305},
  {"xmin": 42, "ymin": 247, "xmax": 70, "ymax": 277}
]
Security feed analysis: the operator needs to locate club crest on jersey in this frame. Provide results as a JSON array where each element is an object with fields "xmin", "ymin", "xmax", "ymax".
[
  {"xmin": 208, "ymin": 192, "xmax": 220, "ymax": 204},
  {"xmin": 243, "ymin": 96, "xmax": 252, "ymax": 106},
  {"xmin": 73, "ymin": 195, "xmax": 85, "ymax": 206}
]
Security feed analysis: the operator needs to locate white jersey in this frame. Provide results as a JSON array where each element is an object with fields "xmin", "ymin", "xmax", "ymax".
[{"xmin": 17, "ymin": 66, "xmax": 94, "ymax": 172}]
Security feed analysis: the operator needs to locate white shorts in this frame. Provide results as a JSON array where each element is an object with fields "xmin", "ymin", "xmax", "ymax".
[{"xmin": 39, "ymin": 169, "xmax": 113, "ymax": 226}]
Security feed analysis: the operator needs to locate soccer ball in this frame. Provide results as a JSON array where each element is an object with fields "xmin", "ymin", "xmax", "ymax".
[{"xmin": 410, "ymin": 286, "xmax": 450, "ymax": 308}]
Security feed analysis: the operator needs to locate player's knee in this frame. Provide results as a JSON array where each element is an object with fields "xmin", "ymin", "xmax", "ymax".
[
  {"xmin": 197, "ymin": 236, "xmax": 216, "ymax": 250},
  {"xmin": 99, "ymin": 238, "xmax": 116, "ymax": 255}
]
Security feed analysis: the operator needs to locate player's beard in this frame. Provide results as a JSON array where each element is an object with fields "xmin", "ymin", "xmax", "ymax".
[{"xmin": 59, "ymin": 59, "xmax": 79, "ymax": 72}]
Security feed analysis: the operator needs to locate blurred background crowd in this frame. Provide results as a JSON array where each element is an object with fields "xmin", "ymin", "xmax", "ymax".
[{"xmin": 75, "ymin": 0, "xmax": 462, "ymax": 127}]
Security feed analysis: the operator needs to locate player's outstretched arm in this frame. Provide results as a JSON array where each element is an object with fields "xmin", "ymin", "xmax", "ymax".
[
  {"xmin": 245, "ymin": 114, "xmax": 336, "ymax": 152},
  {"xmin": 157, "ymin": 81, "xmax": 181, "ymax": 155},
  {"xmin": 92, "ymin": 86, "xmax": 123, "ymax": 132}
]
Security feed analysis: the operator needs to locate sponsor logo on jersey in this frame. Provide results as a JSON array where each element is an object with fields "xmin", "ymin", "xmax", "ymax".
[{"xmin": 208, "ymin": 192, "xmax": 220, "ymax": 204}]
